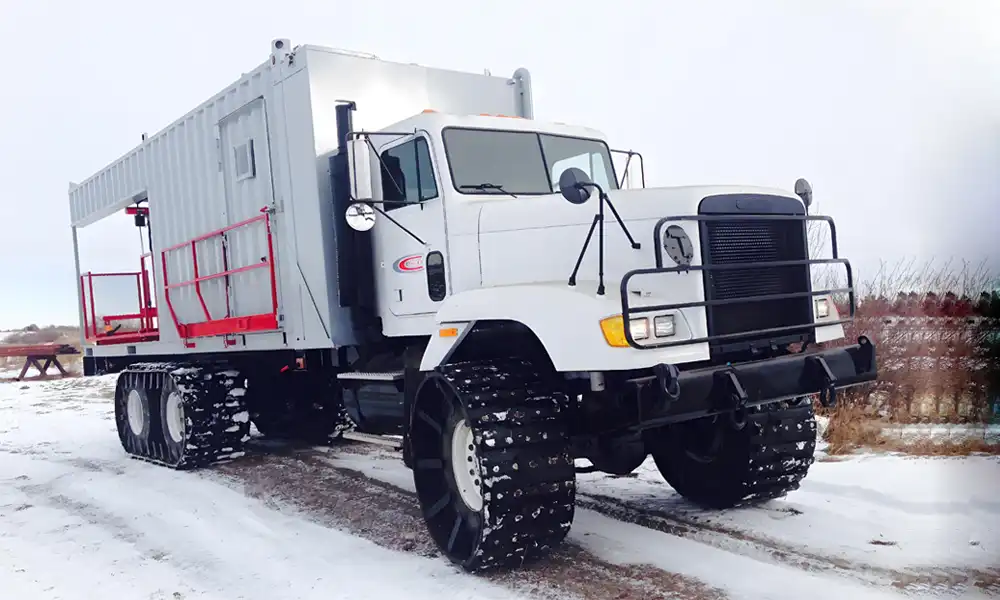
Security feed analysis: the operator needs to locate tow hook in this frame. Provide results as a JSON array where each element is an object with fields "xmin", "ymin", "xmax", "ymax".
[
  {"xmin": 729, "ymin": 407, "xmax": 748, "ymax": 431},
  {"xmin": 715, "ymin": 370, "xmax": 750, "ymax": 431},
  {"xmin": 652, "ymin": 363, "xmax": 681, "ymax": 403},
  {"xmin": 806, "ymin": 354, "xmax": 839, "ymax": 409}
]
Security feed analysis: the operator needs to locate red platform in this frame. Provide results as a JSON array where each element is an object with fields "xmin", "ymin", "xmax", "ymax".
[{"xmin": 80, "ymin": 253, "xmax": 160, "ymax": 346}]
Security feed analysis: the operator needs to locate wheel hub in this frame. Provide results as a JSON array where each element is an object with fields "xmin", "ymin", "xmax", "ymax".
[
  {"xmin": 164, "ymin": 391, "xmax": 186, "ymax": 444},
  {"xmin": 450, "ymin": 420, "xmax": 483, "ymax": 511},
  {"xmin": 126, "ymin": 389, "xmax": 145, "ymax": 436}
]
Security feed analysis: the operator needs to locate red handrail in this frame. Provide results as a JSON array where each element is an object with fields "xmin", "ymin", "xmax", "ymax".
[
  {"xmin": 79, "ymin": 254, "xmax": 160, "ymax": 345},
  {"xmin": 160, "ymin": 207, "xmax": 279, "ymax": 342}
]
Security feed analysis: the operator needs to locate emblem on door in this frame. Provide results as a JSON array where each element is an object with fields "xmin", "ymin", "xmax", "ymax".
[{"xmin": 393, "ymin": 254, "xmax": 425, "ymax": 273}]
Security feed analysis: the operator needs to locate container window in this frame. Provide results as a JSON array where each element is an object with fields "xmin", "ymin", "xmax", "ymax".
[
  {"xmin": 234, "ymin": 139, "xmax": 257, "ymax": 181},
  {"xmin": 379, "ymin": 137, "xmax": 437, "ymax": 211}
]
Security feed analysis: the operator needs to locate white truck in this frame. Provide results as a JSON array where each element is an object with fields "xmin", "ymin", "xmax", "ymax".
[{"xmin": 68, "ymin": 39, "xmax": 877, "ymax": 572}]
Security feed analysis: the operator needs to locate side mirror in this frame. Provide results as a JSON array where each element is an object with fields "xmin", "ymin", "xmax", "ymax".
[
  {"xmin": 345, "ymin": 202, "xmax": 376, "ymax": 232},
  {"xmin": 794, "ymin": 178, "xmax": 813, "ymax": 210},
  {"xmin": 558, "ymin": 167, "xmax": 593, "ymax": 205},
  {"xmin": 347, "ymin": 138, "xmax": 376, "ymax": 201}
]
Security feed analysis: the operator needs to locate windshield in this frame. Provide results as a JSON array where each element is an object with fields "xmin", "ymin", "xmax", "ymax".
[{"xmin": 442, "ymin": 128, "xmax": 618, "ymax": 196}]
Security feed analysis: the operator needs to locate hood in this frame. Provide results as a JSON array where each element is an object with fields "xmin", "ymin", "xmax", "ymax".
[{"xmin": 476, "ymin": 184, "xmax": 802, "ymax": 292}]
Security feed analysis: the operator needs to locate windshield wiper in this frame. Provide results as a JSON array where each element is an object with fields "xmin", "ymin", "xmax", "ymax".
[{"xmin": 459, "ymin": 183, "xmax": 518, "ymax": 198}]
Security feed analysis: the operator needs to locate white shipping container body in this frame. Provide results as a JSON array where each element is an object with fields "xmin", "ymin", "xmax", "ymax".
[{"xmin": 68, "ymin": 40, "xmax": 534, "ymax": 358}]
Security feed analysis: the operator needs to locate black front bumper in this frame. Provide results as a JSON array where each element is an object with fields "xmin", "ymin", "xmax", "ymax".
[{"xmin": 627, "ymin": 337, "xmax": 876, "ymax": 429}]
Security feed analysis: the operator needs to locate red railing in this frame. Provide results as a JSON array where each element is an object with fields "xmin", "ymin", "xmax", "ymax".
[
  {"xmin": 80, "ymin": 254, "xmax": 160, "ymax": 346},
  {"xmin": 160, "ymin": 207, "xmax": 279, "ymax": 342}
]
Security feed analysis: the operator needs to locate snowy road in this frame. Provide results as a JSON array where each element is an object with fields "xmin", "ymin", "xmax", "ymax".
[{"xmin": 1, "ymin": 375, "xmax": 997, "ymax": 600}]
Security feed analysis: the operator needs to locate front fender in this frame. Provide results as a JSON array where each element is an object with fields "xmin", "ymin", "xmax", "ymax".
[{"xmin": 420, "ymin": 284, "xmax": 710, "ymax": 372}]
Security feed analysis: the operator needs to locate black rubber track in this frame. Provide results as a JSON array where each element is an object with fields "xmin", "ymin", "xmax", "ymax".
[
  {"xmin": 247, "ymin": 371, "xmax": 354, "ymax": 444},
  {"xmin": 650, "ymin": 397, "xmax": 817, "ymax": 509},
  {"xmin": 411, "ymin": 358, "xmax": 576, "ymax": 572},
  {"xmin": 114, "ymin": 362, "xmax": 251, "ymax": 470}
]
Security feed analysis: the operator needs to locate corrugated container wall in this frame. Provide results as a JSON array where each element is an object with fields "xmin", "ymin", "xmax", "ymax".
[
  {"xmin": 68, "ymin": 42, "xmax": 529, "ymax": 355},
  {"xmin": 69, "ymin": 63, "xmax": 284, "ymax": 353}
]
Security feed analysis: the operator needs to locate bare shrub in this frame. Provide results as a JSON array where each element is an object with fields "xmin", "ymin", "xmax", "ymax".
[
  {"xmin": 0, "ymin": 325, "xmax": 81, "ymax": 369},
  {"xmin": 2, "ymin": 325, "xmax": 79, "ymax": 346},
  {"xmin": 811, "ymin": 256, "xmax": 999, "ymax": 453},
  {"xmin": 818, "ymin": 258, "xmax": 998, "ymax": 424}
]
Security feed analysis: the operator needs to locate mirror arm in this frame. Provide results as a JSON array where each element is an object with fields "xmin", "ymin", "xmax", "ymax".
[
  {"xmin": 566, "ymin": 182, "xmax": 641, "ymax": 295},
  {"xmin": 601, "ymin": 190, "xmax": 641, "ymax": 250},
  {"xmin": 344, "ymin": 130, "xmax": 429, "ymax": 246},
  {"xmin": 362, "ymin": 201, "xmax": 427, "ymax": 246},
  {"xmin": 610, "ymin": 149, "xmax": 646, "ymax": 189},
  {"xmin": 618, "ymin": 152, "xmax": 633, "ymax": 189}
]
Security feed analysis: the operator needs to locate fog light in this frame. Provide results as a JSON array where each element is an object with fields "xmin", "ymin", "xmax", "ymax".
[
  {"xmin": 654, "ymin": 315, "xmax": 676, "ymax": 337},
  {"xmin": 815, "ymin": 298, "xmax": 830, "ymax": 318},
  {"xmin": 629, "ymin": 317, "xmax": 649, "ymax": 340}
]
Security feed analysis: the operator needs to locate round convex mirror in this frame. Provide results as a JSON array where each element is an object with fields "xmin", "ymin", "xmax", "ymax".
[
  {"xmin": 345, "ymin": 202, "xmax": 376, "ymax": 232},
  {"xmin": 794, "ymin": 178, "xmax": 813, "ymax": 209},
  {"xmin": 558, "ymin": 167, "xmax": 593, "ymax": 205}
]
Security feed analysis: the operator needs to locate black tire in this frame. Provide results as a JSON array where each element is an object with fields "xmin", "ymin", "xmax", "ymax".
[
  {"xmin": 409, "ymin": 358, "xmax": 575, "ymax": 572},
  {"xmin": 247, "ymin": 372, "xmax": 352, "ymax": 444},
  {"xmin": 115, "ymin": 370, "xmax": 161, "ymax": 455},
  {"xmin": 649, "ymin": 397, "xmax": 817, "ymax": 509}
]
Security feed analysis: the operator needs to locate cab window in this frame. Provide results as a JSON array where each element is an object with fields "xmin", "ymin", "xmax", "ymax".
[
  {"xmin": 380, "ymin": 137, "xmax": 438, "ymax": 211},
  {"xmin": 544, "ymin": 136, "xmax": 616, "ymax": 193}
]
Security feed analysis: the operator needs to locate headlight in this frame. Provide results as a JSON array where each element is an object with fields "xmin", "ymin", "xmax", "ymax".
[
  {"xmin": 630, "ymin": 317, "xmax": 649, "ymax": 340},
  {"xmin": 654, "ymin": 315, "xmax": 676, "ymax": 337},
  {"xmin": 599, "ymin": 315, "xmax": 650, "ymax": 347},
  {"xmin": 815, "ymin": 298, "xmax": 830, "ymax": 318}
]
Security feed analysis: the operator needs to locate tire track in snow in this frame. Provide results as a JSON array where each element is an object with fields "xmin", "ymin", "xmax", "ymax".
[
  {"xmin": 286, "ymin": 441, "xmax": 995, "ymax": 599},
  {"xmin": 574, "ymin": 493, "xmax": 869, "ymax": 581},
  {"xmin": 213, "ymin": 444, "xmax": 728, "ymax": 600},
  {"xmin": 575, "ymin": 490, "xmax": 999, "ymax": 597}
]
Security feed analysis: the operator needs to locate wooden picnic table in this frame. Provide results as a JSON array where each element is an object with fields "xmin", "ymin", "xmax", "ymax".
[{"xmin": 0, "ymin": 343, "xmax": 80, "ymax": 381}]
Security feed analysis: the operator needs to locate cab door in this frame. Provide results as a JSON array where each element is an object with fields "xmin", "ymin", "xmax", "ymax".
[{"xmin": 371, "ymin": 134, "xmax": 449, "ymax": 323}]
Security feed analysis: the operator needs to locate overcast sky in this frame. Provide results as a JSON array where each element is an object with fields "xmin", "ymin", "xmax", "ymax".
[{"xmin": 1, "ymin": 0, "xmax": 998, "ymax": 329}]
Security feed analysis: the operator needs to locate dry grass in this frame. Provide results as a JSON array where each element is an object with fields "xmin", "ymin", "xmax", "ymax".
[
  {"xmin": 822, "ymin": 403, "xmax": 886, "ymax": 454},
  {"xmin": 812, "ymin": 257, "xmax": 998, "ymax": 455},
  {"xmin": 898, "ymin": 437, "xmax": 1000, "ymax": 456},
  {"xmin": 822, "ymin": 402, "xmax": 1000, "ymax": 456},
  {"xmin": 816, "ymin": 258, "xmax": 999, "ymax": 425}
]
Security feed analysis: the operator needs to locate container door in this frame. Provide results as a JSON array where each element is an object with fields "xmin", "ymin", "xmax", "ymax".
[
  {"xmin": 372, "ymin": 134, "xmax": 448, "ymax": 318},
  {"xmin": 217, "ymin": 98, "xmax": 279, "ymax": 325}
]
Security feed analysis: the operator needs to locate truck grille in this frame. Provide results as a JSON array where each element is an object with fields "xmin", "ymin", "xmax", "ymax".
[{"xmin": 702, "ymin": 219, "xmax": 811, "ymax": 342}]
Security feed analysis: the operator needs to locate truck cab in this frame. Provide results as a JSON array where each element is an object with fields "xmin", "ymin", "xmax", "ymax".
[
  {"xmin": 342, "ymin": 110, "xmax": 854, "ymax": 375},
  {"xmin": 344, "ymin": 112, "xmax": 621, "ymax": 336}
]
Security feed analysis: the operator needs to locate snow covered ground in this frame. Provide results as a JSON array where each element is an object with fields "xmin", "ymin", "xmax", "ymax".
[
  {"xmin": 1, "ymin": 375, "xmax": 997, "ymax": 600},
  {"xmin": 0, "ymin": 366, "xmax": 25, "ymax": 379}
]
